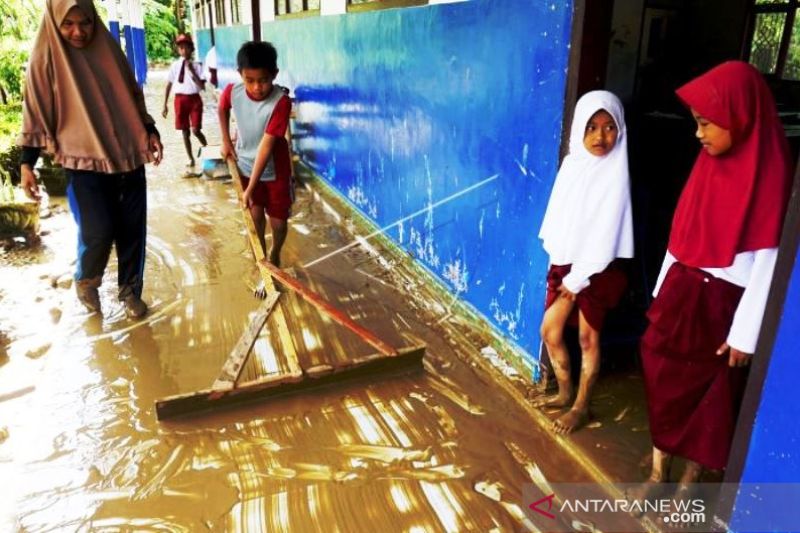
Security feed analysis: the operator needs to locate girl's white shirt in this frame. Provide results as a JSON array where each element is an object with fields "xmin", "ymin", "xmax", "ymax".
[{"xmin": 653, "ymin": 248, "xmax": 778, "ymax": 354}]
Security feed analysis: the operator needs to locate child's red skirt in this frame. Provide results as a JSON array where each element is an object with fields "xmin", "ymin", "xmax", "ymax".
[
  {"xmin": 640, "ymin": 261, "xmax": 749, "ymax": 470},
  {"xmin": 544, "ymin": 261, "xmax": 627, "ymax": 331}
]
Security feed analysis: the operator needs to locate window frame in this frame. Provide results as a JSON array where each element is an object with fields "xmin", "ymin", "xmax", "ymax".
[
  {"xmin": 274, "ymin": 0, "xmax": 321, "ymax": 19},
  {"xmin": 214, "ymin": 0, "xmax": 227, "ymax": 25},
  {"xmin": 194, "ymin": 0, "xmax": 206, "ymax": 29},
  {"xmin": 346, "ymin": 0, "xmax": 427, "ymax": 13},
  {"xmin": 746, "ymin": 0, "xmax": 800, "ymax": 78},
  {"xmin": 230, "ymin": 0, "xmax": 241, "ymax": 25}
]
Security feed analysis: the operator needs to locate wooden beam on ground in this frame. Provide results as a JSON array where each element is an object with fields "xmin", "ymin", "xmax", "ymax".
[
  {"xmin": 155, "ymin": 344, "xmax": 425, "ymax": 420},
  {"xmin": 258, "ymin": 259, "xmax": 398, "ymax": 357},
  {"xmin": 211, "ymin": 291, "xmax": 281, "ymax": 391}
]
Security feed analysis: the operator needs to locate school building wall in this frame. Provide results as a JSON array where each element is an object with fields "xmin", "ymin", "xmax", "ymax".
[
  {"xmin": 730, "ymin": 241, "xmax": 800, "ymax": 531},
  {"xmin": 196, "ymin": 0, "xmax": 574, "ymax": 363}
]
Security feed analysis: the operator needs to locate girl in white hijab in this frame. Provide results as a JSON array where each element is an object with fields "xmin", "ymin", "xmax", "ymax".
[{"xmin": 536, "ymin": 90, "xmax": 634, "ymax": 434}]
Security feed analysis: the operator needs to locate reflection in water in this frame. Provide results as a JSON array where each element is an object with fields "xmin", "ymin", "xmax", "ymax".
[{"xmin": 0, "ymin": 75, "xmax": 645, "ymax": 532}]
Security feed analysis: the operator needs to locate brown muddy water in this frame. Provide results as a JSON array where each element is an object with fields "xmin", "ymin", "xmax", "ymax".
[{"xmin": 0, "ymin": 73, "xmax": 645, "ymax": 532}]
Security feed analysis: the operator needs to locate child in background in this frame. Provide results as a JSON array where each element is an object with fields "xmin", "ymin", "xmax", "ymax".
[
  {"xmin": 203, "ymin": 44, "xmax": 218, "ymax": 90},
  {"xmin": 218, "ymin": 41, "xmax": 293, "ymax": 299},
  {"xmin": 637, "ymin": 61, "xmax": 792, "ymax": 495},
  {"xmin": 536, "ymin": 90, "xmax": 634, "ymax": 434},
  {"xmin": 162, "ymin": 33, "xmax": 207, "ymax": 173}
]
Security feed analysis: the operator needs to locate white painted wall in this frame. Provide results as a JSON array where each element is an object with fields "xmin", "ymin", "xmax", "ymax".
[
  {"xmin": 104, "ymin": 0, "xmax": 118, "ymax": 24},
  {"xmin": 321, "ymin": 0, "xmax": 346, "ymax": 16},
  {"xmin": 261, "ymin": 0, "xmax": 275, "ymax": 22}
]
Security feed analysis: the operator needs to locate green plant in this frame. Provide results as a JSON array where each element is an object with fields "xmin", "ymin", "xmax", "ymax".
[
  {"xmin": 143, "ymin": 0, "xmax": 179, "ymax": 63},
  {"xmin": 0, "ymin": 103, "xmax": 23, "ymax": 183},
  {"xmin": 0, "ymin": 168, "xmax": 14, "ymax": 204},
  {"xmin": 0, "ymin": 47, "xmax": 27, "ymax": 103},
  {"xmin": 0, "ymin": 0, "xmax": 40, "ymax": 104},
  {"xmin": 0, "ymin": 0, "xmax": 40, "ymax": 41},
  {"xmin": 0, "ymin": 144, "xmax": 21, "ymax": 185}
]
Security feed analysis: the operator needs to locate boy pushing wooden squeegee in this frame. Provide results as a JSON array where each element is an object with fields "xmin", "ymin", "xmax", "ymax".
[{"xmin": 155, "ymin": 162, "xmax": 425, "ymax": 420}]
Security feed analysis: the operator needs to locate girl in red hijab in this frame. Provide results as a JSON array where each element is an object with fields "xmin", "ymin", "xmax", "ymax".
[{"xmin": 637, "ymin": 61, "xmax": 792, "ymax": 495}]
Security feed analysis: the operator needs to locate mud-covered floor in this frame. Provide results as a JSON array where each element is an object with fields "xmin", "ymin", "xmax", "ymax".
[{"xmin": 0, "ymin": 73, "xmax": 654, "ymax": 532}]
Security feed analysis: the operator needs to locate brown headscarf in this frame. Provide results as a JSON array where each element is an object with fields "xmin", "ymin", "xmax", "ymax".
[{"xmin": 18, "ymin": 0, "xmax": 156, "ymax": 173}]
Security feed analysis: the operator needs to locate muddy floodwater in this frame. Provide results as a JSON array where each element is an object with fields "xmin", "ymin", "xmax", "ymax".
[{"xmin": 0, "ymin": 73, "xmax": 646, "ymax": 532}]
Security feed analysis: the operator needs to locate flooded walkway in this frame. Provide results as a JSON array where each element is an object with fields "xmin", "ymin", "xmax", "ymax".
[{"xmin": 0, "ymin": 74, "xmax": 645, "ymax": 532}]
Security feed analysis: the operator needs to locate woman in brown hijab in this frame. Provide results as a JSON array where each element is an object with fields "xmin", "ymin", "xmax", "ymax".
[{"xmin": 19, "ymin": 0, "xmax": 163, "ymax": 318}]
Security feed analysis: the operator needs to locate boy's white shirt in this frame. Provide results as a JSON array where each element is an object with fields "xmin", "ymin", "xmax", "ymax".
[
  {"xmin": 204, "ymin": 46, "xmax": 217, "ymax": 71},
  {"xmin": 653, "ymin": 248, "xmax": 778, "ymax": 354},
  {"xmin": 167, "ymin": 58, "xmax": 205, "ymax": 95},
  {"xmin": 539, "ymin": 90, "xmax": 634, "ymax": 292}
]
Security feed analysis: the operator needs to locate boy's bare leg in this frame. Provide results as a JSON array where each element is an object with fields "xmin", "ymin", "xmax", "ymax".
[
  {"xmin": 192, "ymin": 128, "xmax": 208, "ymax": 152},
  {"xmin": 268, "ymin": 216, "xmax": 288, "ymax": 267},
  {"xmin": 554, "ymin": 310, "xmax": 599, "ymax": 434},
  {"xmin": 182, "ymin": 129, "xmax": 195, "ymax": 166},
  {"xmin": 534, "ymin": 295, "xmax": 575, "ymax": 408},
  {"xmin": 250, "ymin": 204, "xmax": 269, "ymax": 299}
]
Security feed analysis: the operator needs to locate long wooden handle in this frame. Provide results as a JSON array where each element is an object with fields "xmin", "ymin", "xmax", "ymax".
[
  {"xmin": 227, "ymin": 159, "xmax": 398, "ymax": 358},
  {"xmin": 228, "ymin": 159, "xmax": 303, "ymax": 377},
  {"xmin": 259, "ymin": 259, "xmax": 399, "ymax": 357}
]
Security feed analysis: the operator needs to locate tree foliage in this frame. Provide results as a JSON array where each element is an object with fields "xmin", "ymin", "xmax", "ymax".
[
  {"xmin": 143, "ymin": 0, "xmax": 182, "ymax": 63},
  {"xmin": 0, "ymin": 0, "xmax": 41, "ymax": 103}
]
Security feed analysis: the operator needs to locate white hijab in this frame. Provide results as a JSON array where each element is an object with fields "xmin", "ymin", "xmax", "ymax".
[{"xmin": 539, "ymin": 90, "xmax": 634, "ymax": 265}]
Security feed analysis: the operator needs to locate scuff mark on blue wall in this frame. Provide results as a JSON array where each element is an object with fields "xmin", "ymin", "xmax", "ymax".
[{"xmin": 198, "ymin": 0, "xmax": 573, "ymax": 362}]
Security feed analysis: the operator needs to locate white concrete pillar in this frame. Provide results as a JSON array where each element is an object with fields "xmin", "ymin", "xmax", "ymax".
[{"xmin": 261, "ymin": 0, "xmax": 275, "ymax": 22}]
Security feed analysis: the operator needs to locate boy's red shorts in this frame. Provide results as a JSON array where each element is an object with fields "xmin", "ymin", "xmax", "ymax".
[
  {"xmin": 174, "ymin": 93, "xmax": 203, "ymax": 130},
  {"xmin": 241, "ymin": 176, "xmax": 294, "ymax": 221}
]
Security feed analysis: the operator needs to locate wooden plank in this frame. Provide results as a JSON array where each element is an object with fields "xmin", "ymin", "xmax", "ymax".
[
  {"xmin": 258, "ymin": 259, "xmax": 399, "ymax": 357},
  {"xmin": 228, "ymin": 160, "xmax": 303, "ymax": 378},
  {"xmin": 211, "ymin": 291, "xmax": 281, "ymax": 391},
  {"xmin": 155, "ymin": 344, "xmax": 426, "ymax": 420}
]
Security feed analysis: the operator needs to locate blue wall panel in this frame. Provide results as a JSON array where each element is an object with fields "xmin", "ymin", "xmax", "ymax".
[
  {"xmin": 196, "ymin": 29, "xmax": 212, "ymax": 61},
  {"xmin": 109, "ymin": 20, "xmax": 120, "ymax": 43},
  {"xmin": 200, "ymin": 0, "xmax": 572, "ymax": 362},
  {"xmin": 731, "ymin": 244, "xmax": 800, "ymax": 531}
]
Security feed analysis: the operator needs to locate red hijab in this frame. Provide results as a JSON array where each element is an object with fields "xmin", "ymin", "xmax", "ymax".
[{"xmin": 668, "ymin": 61, "xmax": 792, "ymax": 268}]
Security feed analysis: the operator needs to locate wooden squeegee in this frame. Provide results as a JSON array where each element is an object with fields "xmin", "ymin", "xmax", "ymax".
[{"xmin": 155, "ymin": 161, "xmax": 425, "ymax": 420}]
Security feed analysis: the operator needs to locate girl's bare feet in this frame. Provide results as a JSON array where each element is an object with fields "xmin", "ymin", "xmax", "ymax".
[
  {"xmin": 626, "ymin": 448, "xmax": 673, "ymax": 517},
  {"xmin": 553, "ymin": 407, "xmax": 590, "ymax": 434},
  {"xmin": 532, "ymin": 392, "xmax": 573, "ymax": 409},
  {"xmin": 625, "ymin": 478, "xmax": 670, "ymax": 517}
]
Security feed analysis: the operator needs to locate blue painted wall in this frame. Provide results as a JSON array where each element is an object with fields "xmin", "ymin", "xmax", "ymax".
[
  {"xmin": 109, "ymin": 20, "xmax": 120, "ymax": 42},
  {"xmin": 731, "ymin": 243, "xmax": 800, "ymax": 531},
  {"xmin": 199, "ymin": 0, "xmax": 573, "ymax": 363},
  {"xmin": 196, "ymin": 28, "xmax": 214, "ymax": 65}
]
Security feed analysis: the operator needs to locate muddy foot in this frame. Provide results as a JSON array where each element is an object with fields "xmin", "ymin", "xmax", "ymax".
[
  {"xmin": 625, "ymin": 480, "xmax": 669, "ymax": 517},
  {"xmin": 666, "ymin": 484, "xmax": 705, "ymax": 529},
  {"xmin": 553, "ymin": 408, "xmax": 590, "ymax": 434},
  {"xmin": 253, "ymin": 280, "xmax": 268, "ymax": 300},
  {"xmin": 532, "ymin": 393, "xmax": 573, "ymax": 409}
]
